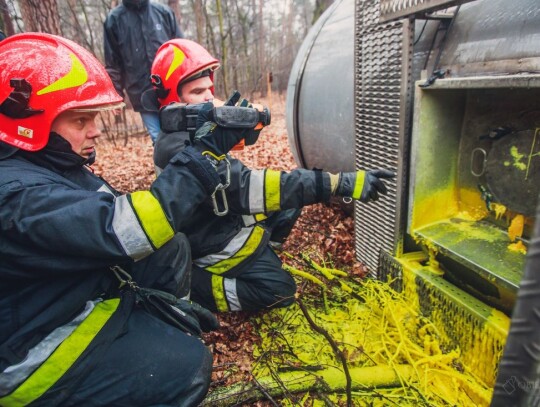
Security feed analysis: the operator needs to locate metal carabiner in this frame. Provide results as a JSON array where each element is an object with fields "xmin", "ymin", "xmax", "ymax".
[
  {"xmin": 221, "ymin": 157, "xmax": 231, "ymax": 188},
  {"xmin": 210, "ymin": 157, "xmax": 232, "ymax": 216},
  {"xmin": 211, "ymin": 187, "xmax": 229, "ymax": 216},
  {"xmin": 110, "ymin": 265, "xmax": 139, "ymax": 290}
]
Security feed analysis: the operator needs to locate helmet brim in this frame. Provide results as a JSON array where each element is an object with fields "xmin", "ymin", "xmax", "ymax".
[{"xmin": 70, "ymin": 102, "xmax": 126, "ymax": 112}]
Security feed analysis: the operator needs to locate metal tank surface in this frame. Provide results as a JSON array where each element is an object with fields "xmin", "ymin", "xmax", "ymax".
[
  {"xmin": 287, "ymin": 0, "xmax": 540, "ymax": 174},
  {"xmin": 285, "ymin": 0, "xmax": 355, "ymax": 173}
]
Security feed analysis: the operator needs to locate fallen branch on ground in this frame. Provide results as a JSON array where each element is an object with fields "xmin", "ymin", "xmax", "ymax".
[{"xmin": 201, "ymin": 364, "xmax": 415, "ymax": 406}]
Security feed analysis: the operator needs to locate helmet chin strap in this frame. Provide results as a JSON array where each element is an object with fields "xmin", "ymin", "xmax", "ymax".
[{"xmin": 0, "ymin": 78, "xmax": 44, "ymax": 119}]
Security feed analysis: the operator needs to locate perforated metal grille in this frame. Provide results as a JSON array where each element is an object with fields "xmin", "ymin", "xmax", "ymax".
[
  {"xmin": 354, "ymin": 0, "xmax": 413, "ymax": 277},
  {"xmin": 380, "ymin": 0, "xmax": 475, "ymax": 22}
]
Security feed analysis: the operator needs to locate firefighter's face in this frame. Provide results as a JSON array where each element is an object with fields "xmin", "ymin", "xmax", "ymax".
[
  {"xmin": 179, "ymin": 76, "xmax": 214, "ymax": 104},
  {"xmin": 50, "ymin": 110, "xmax": 101, "ymax": 159}
]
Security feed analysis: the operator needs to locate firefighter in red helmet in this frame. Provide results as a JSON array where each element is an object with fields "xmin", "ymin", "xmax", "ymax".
[
  {"xmin": 0, "ymin": 33, "xmax": 256, "ymax": 405},
  {"xmin": 149, "ymin": 39, "xmax": 395, "ymax": 314}
]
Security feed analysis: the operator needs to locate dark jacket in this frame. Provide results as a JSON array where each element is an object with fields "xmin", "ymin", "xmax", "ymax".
[
  {"xmin": 104, "ymin": 0, "xmax": 183, "ymax": 111},
  {"xmin": 0, "ymin": 134, "xmax": 219, "ymax": 399},
  {"xmin": 154, "ymin": 130, "xmax": 332, "ymax": 276}
]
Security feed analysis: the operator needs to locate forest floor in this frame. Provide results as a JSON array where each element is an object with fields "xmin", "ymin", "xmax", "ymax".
[
  {"xmin": 92, "ymin": 97, "xmax": 493, "ymax": 407},
  {"xmin": 92, "ymin": 95, "xmax": 366, "ymax": 404}
]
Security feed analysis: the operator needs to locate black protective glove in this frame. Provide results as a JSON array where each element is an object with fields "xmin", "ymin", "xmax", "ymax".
[
  {"xmin": 193, "ymin": 102, "xmax": 251, "ymax": 156},
  {"xmin": 135, "ymin": 287, "xmax": 219, "ymax": 338},
  {"xmin": 237, "ymin": 98, "xmax": 264, "ymax": 146},
  {"xmin": 335, "ymin": 169, "xmax": 395, "ymax": 203},
  {"xmin": 174, "ymin": 299, "xmax": 220, "ymax": 336}
]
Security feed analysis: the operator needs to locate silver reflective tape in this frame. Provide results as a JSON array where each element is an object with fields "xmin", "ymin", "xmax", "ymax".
[
  {"xmin": 97, "ymin": 184, "xmax": 115, "ymax": 196},
  {"xmin": 224, "ymin": 278, "xmax": 241, "ymax": 311},
  {"xmin": 242, "ymin": 215, "xmax": 257, "ymax": 227},
  {"xmin": 194, "ymin": 226, "xmax": 253, "ymax": 267},
  {"xmin": 112, "ymin": 195, "xmax": 153, "ymax": 260},
  {"xmin": 0, "ymin": 300, "xmax": 98, "ymax": 396},
  {"xmin": 248, "ymin": 170, "xmax": 265, "ymax": 213}
]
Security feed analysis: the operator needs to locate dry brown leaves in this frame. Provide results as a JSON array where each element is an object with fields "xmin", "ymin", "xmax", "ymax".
[{"xmin": 90, "ymin": 96, "xmax": 365, "ymax": 392}]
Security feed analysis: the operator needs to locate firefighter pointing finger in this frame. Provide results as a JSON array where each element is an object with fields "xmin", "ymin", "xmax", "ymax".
[
  {"xmin": 147, "ymin": 39, "xmax": 395, "ymax": 314},
  {"xmin": 0, "ymin": 33, "xmax": 253, "ymax": 406}
]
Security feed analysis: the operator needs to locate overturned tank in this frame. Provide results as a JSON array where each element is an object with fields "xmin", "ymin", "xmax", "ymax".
[{"xmin": 287, "ymin": 0, "xmax": 540, "ymax": 402}]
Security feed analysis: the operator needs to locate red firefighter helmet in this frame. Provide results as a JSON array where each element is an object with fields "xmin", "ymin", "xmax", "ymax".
[
  {"xmin": 150, "ymin": 39, "xmax": 220, "ymax": 107},
  {"xmin": 0, "ymin": 33, "xmax": 123, "ymax": 151}
]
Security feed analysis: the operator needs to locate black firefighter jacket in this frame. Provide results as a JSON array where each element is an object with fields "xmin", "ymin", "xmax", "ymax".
[
  {"xmin": 0, "ymin": 134, "xmax": 220, "ymax": 404},
  {"xmin": 153, "ymin": 130, "xmax": 334, "ymax": 277},
  {"xmin": 104, "ymin": 0, "xmax": 183, "ymax": 111}
]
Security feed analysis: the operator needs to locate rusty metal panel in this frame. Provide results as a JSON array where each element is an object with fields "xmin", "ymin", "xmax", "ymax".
[
  {"xmin": 380, "ymin": 0, "xmax": 475, "ymax": 22},
  {"xmin": 354, "ymin": 0, "xmax": 413, "ymax": 277}
]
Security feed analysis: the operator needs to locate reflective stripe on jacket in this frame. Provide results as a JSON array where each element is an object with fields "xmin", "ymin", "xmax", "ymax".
[
  {"xmin": 0, "ymin": 141, "xmax": 217, "ymax": 398},
  {"xmin": 154, "ymin": 130, "xmax": 332, "ymax": 276},
  {"xmin": 0, "ymin": 299, "xmax": 119, "ymax": 406}
]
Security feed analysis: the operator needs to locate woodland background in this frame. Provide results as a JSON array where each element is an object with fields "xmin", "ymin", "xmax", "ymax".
[{"xmin": 0, "ymin": 0, "xmax": 333, "ymax": 99}]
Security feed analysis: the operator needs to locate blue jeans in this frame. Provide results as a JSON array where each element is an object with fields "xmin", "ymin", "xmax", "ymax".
[{"xmin": 140, "ymin": 111, "xmax": 160, "ymax": 143}]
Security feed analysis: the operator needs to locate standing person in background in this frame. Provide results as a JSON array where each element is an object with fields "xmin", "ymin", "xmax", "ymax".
[
  {"xmin": 0, "ymin": 30, "xmax": 6, "ymax": 41},
  {"xmin": 104, "ymin": 0, "xmax": 183, "ymax": 144}
]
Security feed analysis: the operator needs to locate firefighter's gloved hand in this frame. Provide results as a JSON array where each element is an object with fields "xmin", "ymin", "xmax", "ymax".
[
  {"xmin": 174, "ymin": 299, "xmax": 219, "ymax": 337},
  {"xmin": 192, "ymin": 102, "xmax": 249, "ymax": 156},
  {"xmin": 334, "ymin": 170, "xmax": 395, "ymax": 203},
  {"xmin": 236, "ymin": 98, "xmax": 268, "ymax": 146}
]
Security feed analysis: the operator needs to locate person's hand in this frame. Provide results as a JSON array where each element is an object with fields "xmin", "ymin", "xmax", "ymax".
[
  {"xmin": 335, "ymin": 169, "xmax": 395, "ymax": 203},
  {"xmin": 235, "ymin": 98, "xmax": 269, "ymax": 146},
  {"xmin": 174, "ymin": 299, "xmax": 219, "ymax": 336},
  {"xmin": 192, "ymin": 102, "xmax": 250, "ymax": 156}
]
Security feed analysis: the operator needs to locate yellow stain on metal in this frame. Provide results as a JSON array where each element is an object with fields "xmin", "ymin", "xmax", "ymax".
[
  {"xmin": 508, "ymin": 214, "xmax": 524, "ymax": 242},
  {"xmin": 509, "ymin": 146, "xmax": 527, "ymax": 171},
  {"xmin": 490, "ymin": 203, "xmax": 507, "ymax": 220}
]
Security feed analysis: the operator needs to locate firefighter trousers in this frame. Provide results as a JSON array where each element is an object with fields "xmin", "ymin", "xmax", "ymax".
[
  {"xmin": 34, "ymin": 233, "xmax": 213, "ymax": 407},
  {"xmin": 190, "ymin": 245, "xmax": 297, "ymax": 313}
]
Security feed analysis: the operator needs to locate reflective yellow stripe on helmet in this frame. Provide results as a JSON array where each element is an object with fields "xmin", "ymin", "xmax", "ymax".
[
  {"xmin": 203, "ymin": 225, "xmax": 265, "ymax": 275},
  {"xmin": 211, "ymin": 275, "xmax": 229, "ymax": 312},
  {"xmin": 264, "ymin": 170, "xmax": 281, "ymax": 212},
  {"xmin": 130, "ymin": 191, "xmax": 174, "ymax": 249},
  {"xmin": 0, "ymin": 299, "xmax": 120, "ymax": 406}
]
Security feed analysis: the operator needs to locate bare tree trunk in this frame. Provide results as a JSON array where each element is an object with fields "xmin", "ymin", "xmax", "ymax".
[
  {"xmin": 190, "ymin": 0, "xmax": 205, "ymax": 44},
  {"xmin": 257, "ymin": 0, "xmax": 265, "ymax": 96},
  {"xmin": 215, "ymin": 0, "xmax": 229, "ymax": 96},
  {"xmin": 20, "ymin": 0, "xmax": 62, "ymax": 35},
  {"xmin": 0, "ymin": 0, "xmax": 15, "ymax": 35},
  {"xmin": 167, "ymin": 0, "xmax": 182, "ymax": 28},
  {"xmin": 66, "ymin": 0, "xmax": 84, "ymax": 45}
]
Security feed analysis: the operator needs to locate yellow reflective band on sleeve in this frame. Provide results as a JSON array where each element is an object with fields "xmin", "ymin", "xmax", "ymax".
[
  {"xmin": 0, "ymin": 299, "xmax": 120, "ymax": 407},
  {"xmin": 254, "ymin": 213, "xmax": 268, "ymax": 222},
  {"xmin": 352, "ymin": 171, "xmax": 365, "ymax": 200},
  {"xmin": 211, "ymin": 275, "xmax": 229, "ymax": 312},
  {"xmin": 130, "ymin": 191, "xmax": 174, "ymax": 249},
  {"xmin": 205, "ymin": 225, "xmax": 266, "ymax": 275},
  {"xmin": 264, "ymin": 170, "xmax": 281, "ymax": 212}
]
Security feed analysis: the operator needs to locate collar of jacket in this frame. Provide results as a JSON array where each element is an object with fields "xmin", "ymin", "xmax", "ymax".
[
  {"xmin": 122, "ymin": 0, "xmax": 149, "ymax": 10},
  {"xmin": 16, "ymin": 132, "xmax": 94, "ymax": 172},
  {"xmin": 0, "ymin": 142, "xmax": 18, "ymax": 160}
]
